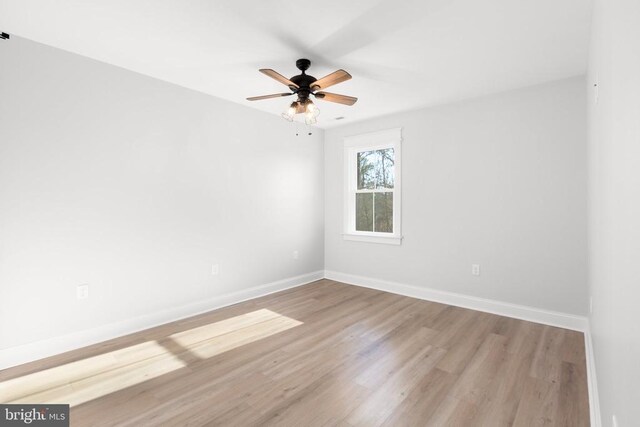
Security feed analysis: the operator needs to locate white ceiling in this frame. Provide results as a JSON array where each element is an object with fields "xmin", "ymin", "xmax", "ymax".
[{"xmin": 0, "ymin": 0, "xmax": 592, "ymax": 128}]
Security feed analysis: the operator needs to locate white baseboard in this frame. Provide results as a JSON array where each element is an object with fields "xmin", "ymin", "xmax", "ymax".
[
  {"xmin": 584, "ymin": 325, "xmax": 601, "ymax": 426},
  {"xmin": 324, "ymin": 270, "xmax": 589, "ymax": 332},
  {"xmin": 0, "ymin": 270, "xmax": 324, "ymax": 370}
]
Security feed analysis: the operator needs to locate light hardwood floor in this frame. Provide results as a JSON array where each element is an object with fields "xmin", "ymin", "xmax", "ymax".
[{"xmin": 0, "ymin": 280, "xmax": 589, "ymax": 426}]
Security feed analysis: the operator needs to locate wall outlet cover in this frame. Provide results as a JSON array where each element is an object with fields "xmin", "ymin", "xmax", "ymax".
[
  {"xmin": 76, "ymin": 284, "xmax": 89, "ymax": 300},
  {"xmin": 472, "ymin": 264, "xmax": 481, "ymax": 276}
]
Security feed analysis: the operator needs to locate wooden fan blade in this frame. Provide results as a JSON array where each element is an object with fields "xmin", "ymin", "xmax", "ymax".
[
  {"xmin": 259, "ymin": 69, "xmax": 299, "ymax": 89},
  {"xmin": 311, "ymin": 70, "xmax": 352, "ymax": 91},
  {"xmin": 246, "ymin": 93, "xmax": 293, "ymax": 101},
  {"xmin": 315, "ymin": 92, "xmax": 358, "ymax": 106}
]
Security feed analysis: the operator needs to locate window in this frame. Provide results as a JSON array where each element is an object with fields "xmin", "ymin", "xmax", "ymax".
[{"xmin": 344, "ymin": 128, "xmax": 402, "ymax": 244}]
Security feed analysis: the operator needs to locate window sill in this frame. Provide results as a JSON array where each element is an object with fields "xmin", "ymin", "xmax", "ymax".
[{"xmin": 342, "ymin": 233, "xmax": 403, "ymax": 245}]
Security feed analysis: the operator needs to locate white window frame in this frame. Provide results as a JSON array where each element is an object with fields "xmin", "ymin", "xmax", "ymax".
[{"xmin": 343, "ymin": 128, "xmax": 402, "ymax": 245}]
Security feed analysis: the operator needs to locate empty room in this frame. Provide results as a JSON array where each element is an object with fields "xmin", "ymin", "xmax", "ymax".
[{"xmin": 1, "ymin": 0, "xmax": 638, "ymax": 426}]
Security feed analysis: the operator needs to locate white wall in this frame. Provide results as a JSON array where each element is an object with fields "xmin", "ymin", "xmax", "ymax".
[
  {"xmin": 587, "ymin": 0, "xmax": 640, "ymax": 424},
  {"xmin": 0, "ymin": 37, "xmax": 324, "ymax": 353},
  {"xmin": 325, "ymin": 77, "xmax": 588, "ymax": 315}
]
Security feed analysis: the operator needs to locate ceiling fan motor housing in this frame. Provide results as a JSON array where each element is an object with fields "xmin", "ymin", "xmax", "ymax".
[{"xmin": 291, "ymin": 58, "xmax": 317, "ymax": 102}]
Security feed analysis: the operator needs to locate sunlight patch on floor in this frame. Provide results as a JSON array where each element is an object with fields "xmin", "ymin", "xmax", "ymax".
[{"xmin": 0, "ymin": 309, "xmax": 302, "ymax": 407}]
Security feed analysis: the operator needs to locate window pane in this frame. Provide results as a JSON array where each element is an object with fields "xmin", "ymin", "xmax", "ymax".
[
  {"xmin": 357, "ymin": 148, "xmax": 394, "ymax": 190},
  {"xmin": 356, "ymin": 193, "xmax": 373, "ymax": 231},
  {"xmin": 374, "ymin": 192, "xmax": 393, "ymax": 233},
  {"xmin": 375, "ymin": 148, "xmax": 394, "ymax": 189},
  {"xmin": 357, "ymin": 151, "xmax": 376, "ymax": 189}
]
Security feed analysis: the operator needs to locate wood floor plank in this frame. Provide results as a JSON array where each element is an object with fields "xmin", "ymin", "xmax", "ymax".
[
  {"xmin": 380, "ymin": 368, "xmax": 457, "ymax": 427},
  {"xmin": 471, "ymin": 338, "xmax": 538, "ymax": 426},
  {"xmin": 346, "ymin": 344, "xmax": 447, "ymax": 426},
  {"xmin": 556, "ymin": 361, "xmax": 590, "ymax": 427},
  {"xmin": 0, "ymin": 280, "xmax": 590, "ymax": 426},
  {"xmin": 512, "ymin": 376, "xmax": 561, "ymax": 426},
  {"xmin": 425, "ymin": 395, "xmax": 480, "ymax": 426},
  {"xmin": 436, "ymin": 312, "xmax": 502, "ymax": 374},
  {"xmin": 530, "ymin": 326, "xmax": 567, "ymax": 384},
  {"xmin": 447, "ymin": 333, "xmax": 509, "ymax": 405}
]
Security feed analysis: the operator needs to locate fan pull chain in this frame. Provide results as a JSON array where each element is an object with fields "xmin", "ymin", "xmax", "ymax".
[{"xmin": 292, "ymin": 118, "xmax": 313, "ymax": 137}]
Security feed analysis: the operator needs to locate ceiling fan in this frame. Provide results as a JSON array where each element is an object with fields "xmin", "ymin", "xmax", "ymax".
[{"xmin": 247, "ymin": 58, "xmax": 357, "ymax": 125}]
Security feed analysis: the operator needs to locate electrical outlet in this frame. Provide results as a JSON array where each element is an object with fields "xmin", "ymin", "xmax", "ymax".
[
  {"xmin": 472, "ymin": 264, "xmax": 480, "ymax": 276},
  {"xmin": 211, "ymin": 264, "xmax": 219, "ymax": 276},
  {"xmin": 77, "ymin": 284, "xmax": 89, "ymax": 300},
  {"xmin": 292, "ymin": 250, "xmax": 299, "ymax": 260}
]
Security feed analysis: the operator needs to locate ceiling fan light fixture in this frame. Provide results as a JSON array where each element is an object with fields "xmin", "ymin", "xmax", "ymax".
[
  {"xmin": 282, "ymin": 101, "xmax": 298, "ymax": 121},
  {"xmin": 305, "ymin": 100, "xmax": 320, "ymax": 117},
  {"xmin": 304, "ymin": 114, "xmax": 318, "ymax": 125},
  {"xmin": 304, "ymin": 100, "xmax": 320, "ymax": 125}
]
